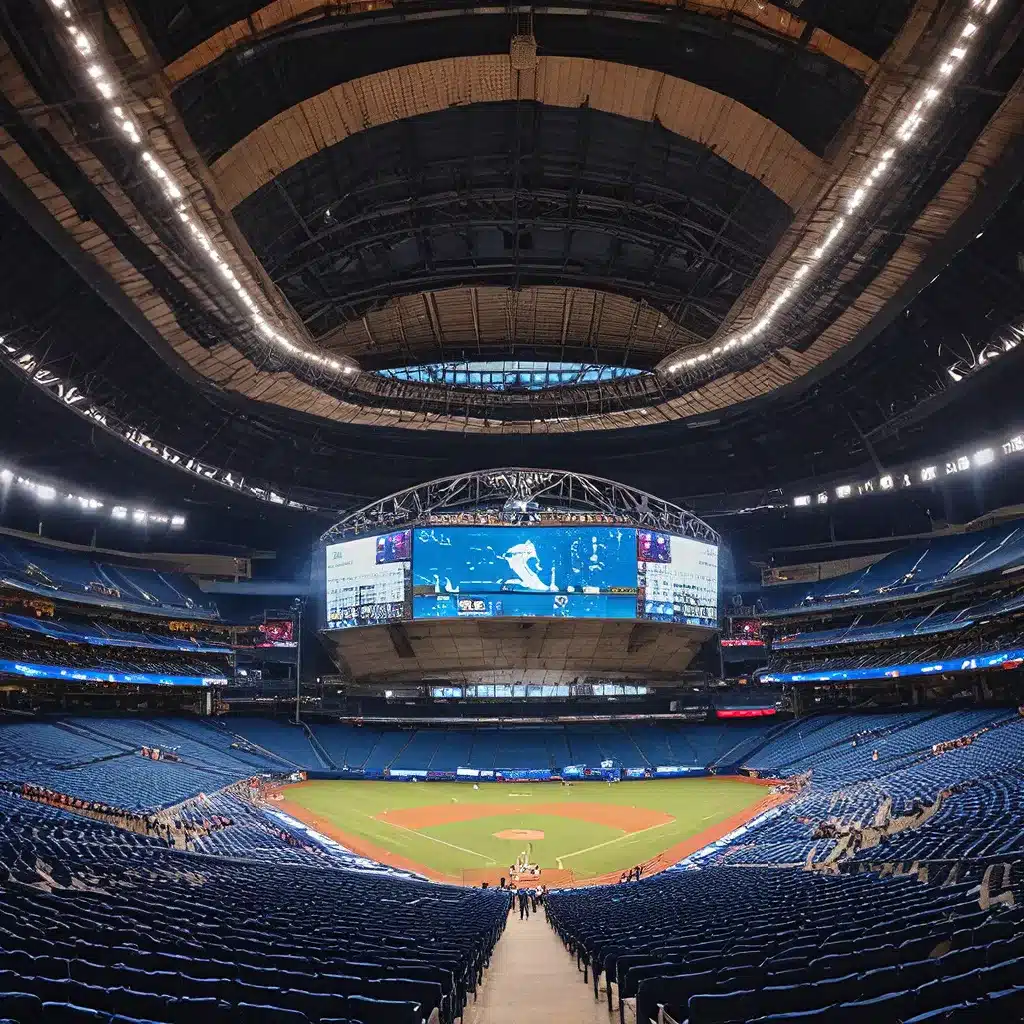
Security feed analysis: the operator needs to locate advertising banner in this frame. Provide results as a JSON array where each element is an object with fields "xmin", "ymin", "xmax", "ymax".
[
  {"xmin": 760, "ymin": 645, "xmax": 1024, "ymax": 684},
  {"xmin": 0, "ymin": 658, "xmax": 226, "ymax": 687}
]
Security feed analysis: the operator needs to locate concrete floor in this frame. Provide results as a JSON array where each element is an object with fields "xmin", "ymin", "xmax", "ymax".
[{"xmin": 464, "ymin": 906, "xmax": 619, "ymax": 1023}]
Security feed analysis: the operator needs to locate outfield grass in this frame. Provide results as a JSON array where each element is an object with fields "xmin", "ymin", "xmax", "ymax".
[{"xmin": 282, "ymin": 778, "xmax": 766, "ymax": 879}]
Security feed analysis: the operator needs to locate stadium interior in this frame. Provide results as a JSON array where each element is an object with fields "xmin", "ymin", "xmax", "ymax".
[{"xmin": 0, "ymin": 0, "xmax": 1023, "ymax": 1021}]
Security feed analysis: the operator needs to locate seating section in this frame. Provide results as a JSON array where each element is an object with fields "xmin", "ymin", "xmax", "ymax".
[
  {"xmin": 236, "ymin": 720, "xmax": 777, "ymax": 774},
  {"xmin": 0, "ymin": 790, "xmax": 508, "ymax": 1024},
  {"xmin": 0, "ymin": 612, "xmax": 230, "ymax": 654},
  {"xmin": 226, "ymin": 719, "xmax": 322, "ymax": 770},
  {"xmin": 1, "ymin": 707, "xmax": 1023, "ymax": 1023},
  {"xmin": 743, "ymin": 710, "xmax": 1009, "ymax": 788},
  {"xmin": 767, "ymin": 627, "xmax": 1024, "ymax": 678},
  {"xmin": 707, "ymin": 710, "xmax": 1024, "ymax": 869},
  {"xmin": 774, "ymin": 610, "xmax": 976, "ymax": 650},
  {"xmin": 755, "ymin": 521, "xmax": 1024, "ymax": 614},
  {"xmin": 0, "ymin": 535, "xmax": 217, "ymax": 618},
  {"xmin": 0, "ymin": 718, "xmax": 282, "ymax": 810},
  {"xmin": 859, "ymin": 770, "xmax": 1024, "ymax": 863},
  {"xmin": 184, "ymin": 792, "xmax": 384, "ymax": 871},
  {"xmin": 0, "ymin": 630, "xmax": 230, "ymax": 682},
  {"xmin": 547, "ymin": 865, "xmax": 1024, "ymax": 1024}
]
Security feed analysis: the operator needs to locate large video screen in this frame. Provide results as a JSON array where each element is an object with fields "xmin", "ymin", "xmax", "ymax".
[
  {"xmin": 412, "ymin": 525, "xmax": 638, "ymax": 620},
  {"xmin": 637, "ymin": 531, "xmax": 719, "ymax": 628},
  {"xmin": 325, "ymin": 529, "xmax": 411, "ymax": 628}
]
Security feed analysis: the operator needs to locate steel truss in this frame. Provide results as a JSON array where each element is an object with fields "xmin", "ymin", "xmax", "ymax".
[
  {"xmin": 320, "ymin": 468, "xmax": 720, "ymax": 543},
  {"xmin": 252, "ymin": 117, "xmax": 783, "ymax": 343}
]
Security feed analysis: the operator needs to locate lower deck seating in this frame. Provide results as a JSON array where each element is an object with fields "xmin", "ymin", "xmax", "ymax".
[
  {"xmin": 547, "ymin": 866, "xmax": 1024, "ymax": 1024},
  {"xmin": 4, "ymin": 709, "xmax": 1024, "ymax": 1024},
  {"xmin": 0, "ymin": 791, "xmax": 508, "ymax": 1024},
  {"xmin": 237, "ymin": 720, "xmax": 778, "ymax": 775},
  {"xmin": 698, "ymin": 711, "xmax": 1024, "ymax": 871}
]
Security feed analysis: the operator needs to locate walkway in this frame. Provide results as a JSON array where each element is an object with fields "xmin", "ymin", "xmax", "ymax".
[{"xmin": 465, "ymin": 905, "xmax": 618, "ymax": 1024}]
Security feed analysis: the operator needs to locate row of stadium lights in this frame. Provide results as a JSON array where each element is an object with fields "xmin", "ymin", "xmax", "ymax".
[
  {"xmin": 0, "ymin": 465, "xmax": 185, "ymax": 528},
  {"xmin": 791, "ymin": 431, "xmax": 1024, "ymax": 508},
  {"xmin": 1, "ymin": 336, "xmax": 324, "ymax": 515},
  {"xmin": 22, "ymin": 0, "xmax": 1013, "ymax": 506},
  {"xmin": 45, "ymin": 0, "xmax": 357, "ymax": 380},
  {"xmin": 45, "ymin": 0, "xmax": 999, "ymax": 392},
  {"xmin": 666, "ymin": 0, "xmax": 1001, "ymax": 377},
  {"xmin": 946, "ymin": 325, "xmax": 1021, "ymax": 382}
]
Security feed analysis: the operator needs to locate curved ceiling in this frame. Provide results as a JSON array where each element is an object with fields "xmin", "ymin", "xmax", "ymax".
[
  {"xmin": 213, "ymin": 56, "xmax": 823, "ymax": 213},
  {"xmin": 151, "ymin": 0, "xmax": 885, "ymax": 82},
  {"xmin": 0, "ymin": 0, "xmax": 1021, "ymax": 477},
  {"xmin": 232, "ymin": 101, "xmax": 794, "ymax": 360},
  {"xmin": 172, "ymin": 7, "xmax": 868, "ymax": 162},
  {"xmin": 2, "ymin": 168, "xmax": 1024, "ymax": 521}
]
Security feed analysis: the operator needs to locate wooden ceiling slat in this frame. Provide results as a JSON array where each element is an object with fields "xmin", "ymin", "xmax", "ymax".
[
  {"xmin": 317, "ymin": 285, "xmax": 689, "ymax": 361},
  {"xmin": 213, "ymin": 55, "xmax": 823, "ymax": 211},
  {"xmin": 163, "ymin": 0, "xmax": 876, "ymax": 86},
  {"xmin": 3, "ymin": 16, "xmax": 1015, "ymax": 434}
]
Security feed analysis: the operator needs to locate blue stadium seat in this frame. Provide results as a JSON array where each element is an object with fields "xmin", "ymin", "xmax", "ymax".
[
  {"xmin": 346, "ymin": 995, "xmax": 421, "ymax": 1024},
  {"xmin": 41, "ymin": 1006, "xmax": 108, "ymax": 1023},
  {"xmin": 0, "ymin": 992, "xmax": 43, "ymax": 1022}
]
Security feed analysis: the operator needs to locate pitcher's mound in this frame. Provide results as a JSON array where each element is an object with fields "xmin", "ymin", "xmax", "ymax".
[{"xmin": 494, "ymin": 829, "xmax": 545, "ymax": 840}]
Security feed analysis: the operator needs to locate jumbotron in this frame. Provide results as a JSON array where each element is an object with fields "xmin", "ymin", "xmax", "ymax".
[{"xmin": 318, "ymin": 470, "xmax": 720, "ymax": 685}]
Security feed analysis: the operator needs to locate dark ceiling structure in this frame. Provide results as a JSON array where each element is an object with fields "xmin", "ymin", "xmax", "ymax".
[
  {"xmin": 234, "ymin": 102, "xmax": 793, "ymax": 359},
  {"xmin": 0, "ymin": 0, "xmax": 1021, "ymax": 545}
]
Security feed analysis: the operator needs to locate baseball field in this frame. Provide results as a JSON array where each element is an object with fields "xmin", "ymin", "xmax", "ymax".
[{"xmin": 278, "ymin": 777, "xmax": 782, "ymax": 885}]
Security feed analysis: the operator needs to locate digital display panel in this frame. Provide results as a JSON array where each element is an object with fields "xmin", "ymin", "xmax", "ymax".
[
  {"xmin": 0, "ymin": 659, "xmax": 226, "ymax": 687},
  {"xmin": 637, "ymin": 531, "xmax": 719, "ymax": 628},
  {"xmin": 413, "ymin": 525, "xmax": 638, "ymax": 620},
  {"xmin": 325, "ymin": 529, "xmax": 411, "ymax": 628}
]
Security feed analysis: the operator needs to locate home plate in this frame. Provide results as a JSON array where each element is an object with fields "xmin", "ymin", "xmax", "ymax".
[{"xmin": 494, "ymin": 829, "xmax": 545, "ymax": 840}]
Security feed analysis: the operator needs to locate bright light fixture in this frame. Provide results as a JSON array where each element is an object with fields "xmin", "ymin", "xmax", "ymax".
[
  {"xmin": 43, "ymin": 0, "xmax": 358, "ymax": 382},
  {"xmin": 664, "ymin": 2, "xmax": 999, "ymax": 378}
]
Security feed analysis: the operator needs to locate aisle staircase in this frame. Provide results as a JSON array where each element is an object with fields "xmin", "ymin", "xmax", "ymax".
[
  {"xmin": 465, "ymin": 906, "xmax": 617, "ymax": 1024},
  {"xmin": 301, "ymin": 723, "xmax": 337, "ymax": 770}
]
